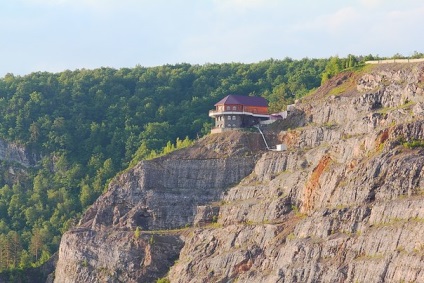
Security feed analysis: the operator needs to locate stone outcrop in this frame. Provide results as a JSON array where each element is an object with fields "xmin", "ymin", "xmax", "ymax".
[
  {"xmin": 55, "ymin": 62, "xmax": 424, "ymax": 283},
  {"xmin": 0, "ymin": 139, "xmax": 38, "ymax": 197},
  {"xmin": 0, "ymin": 139, "xmax": 37, "ymax": 167},
  {"xmin": 55, "ymin": 228, "xmax": 184, "ymax": 283},
  {"xmin": 54, "ymin": 132, "xmax": 265, "ymax": 282},
  {"xmin": 167, "ymin": 63, "xmax": 424, "ymax": 283}
]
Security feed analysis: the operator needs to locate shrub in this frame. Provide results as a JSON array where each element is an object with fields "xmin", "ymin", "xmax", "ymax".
[
  {"xmin": 156, "ymin": 278, "xmax": 170, "ymax": 283},
  {"xmin": 134, "ymin": 227, "xmax": 141, "ymax": 239},
  {"xmin": 403, "ymin": 139, "xmax": 424, "ymax": 149}
]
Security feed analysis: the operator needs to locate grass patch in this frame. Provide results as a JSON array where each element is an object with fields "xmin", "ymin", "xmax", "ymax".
[
  {"xmin": 81, "ymin": 259, "xmax": 88, "ymax": 268},
  {"xmin": 286, "ymin": 233, "xmax": 296, "ymax": 241},
  {"xmin": 396, "ymin": 245, "xmax": 406, "ymax": 253},
  {"xmin": 374, "ymin": 217, "xmax": 402, "ymax": 227},
  {"xmin": 402, "ymin": 139, "xmax": 424, "ymax": 149},
  {"xmin": 156, "ymin": 278, "xmax": 171, "ymax": 283},
  {"xmin": 413, "ymin": 243, "xmax": 424, "ymax": 253},
  {"xmin": 376, "ymin": 142, "xmax": 385, "ymax": 153},
  {"xmin": 376, "ymin": 106, "xmax": 395, "ymax": 115},
  {"xmin": 291, "ymin": 205, "xmax": 306, "ymax": 218},
  {"xmin": 326, "ymin": 65, "xmax": 377, "ymax": 97},
  {"xmin": 354, "ymin": 63, "xmax": 376, "ymax": 74},
  {"xmin": 205, "ymin": 222, "xmax": 222, "ymax": 229},
  {"xmin": 302, "ymin": 87, "xmax": 318, "ymax": 98},
  {"xmin": 376, "ymin": 100, "xmax": 415, "ymax": 115},
  {"xmin": 355, "ymin": 252, "xmax": 384, "ymax": 261},
  {"xmin": 322, "ymin": 121, "xmax": 338, "ymax": 129},
  {"xmin": 327, "ymin": 77, "xmax": 356, "ymax": 96}
]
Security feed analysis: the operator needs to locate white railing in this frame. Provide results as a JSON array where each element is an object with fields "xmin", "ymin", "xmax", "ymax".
[
  {"xmin": 366, "ymin": 58, "xmax": 424, "ymax": 64},
  {"xmin": 208, "ymin": 110, "xmax": 269, "ymax": 118},
  {"xmin": 253, "ymin": 125, "xmax": 269, "ymax": 150}
]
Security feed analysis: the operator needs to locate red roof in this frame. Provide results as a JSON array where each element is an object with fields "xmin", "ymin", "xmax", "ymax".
[{"xmin": 214, "ymin": 95, "xmax": 268, "ymax": 107}]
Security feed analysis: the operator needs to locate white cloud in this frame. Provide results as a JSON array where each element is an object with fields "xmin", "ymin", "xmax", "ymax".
[
  {"xmin": 325, "ymin": 7, "xmax": 359, "ymax": 32},
  {"xmin": 370, "ymin": 5, "xmax": 424, "ymax": 44},
  {"xmin": 3, "ymin": 0, "xmax": 424, "ymax": 76},
  {"xmin": 179, "ymin": 20, "xmax": 273, "ymax": 64},
  {"xmin": 292, "ymin": 7, "xmax": 360, "ymax": 34},
  {"xmin": 359, "ymin": 0, "xmax": 384, "ymax": 8},
  {"xmin": 387, "ymin": 5, "xmax": 424, "ymax": 20}
]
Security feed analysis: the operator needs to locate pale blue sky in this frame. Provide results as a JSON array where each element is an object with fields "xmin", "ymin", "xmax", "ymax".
[{"xmin": 1, "ymin": 0, "xmax": 423, "ymax": 77}]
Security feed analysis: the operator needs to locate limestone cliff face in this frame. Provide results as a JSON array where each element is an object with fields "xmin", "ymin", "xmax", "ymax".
[
  {"xmin": 167, "ymin": 63, "xmax": 424, "ymax": 283},
  {"xmin": 55, "ymin": 63, "xmax": 424, "ymax": 283},
  {"xmin": 54, "ymin": 133, "xmax": 265, "ymax": 282}
]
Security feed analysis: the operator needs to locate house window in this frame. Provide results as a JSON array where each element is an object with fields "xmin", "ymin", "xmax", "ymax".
[
  {"xmin": 233, "ymin": 124, "xmax": 236, "ymax": 127},
  {"xmin": 226, "ymin": 106, "xmax": 230, "ymax": 110},
  {"xmin": 232, "ymin": 116, "xmax": 236, "ymax": 120},
  {"xmin": 232, "ymin": 106, "xmax": 236, "ymax": 110},
  {"xmin": 227, "ymin": 116, "xmax": 231, "ymax": 120}
]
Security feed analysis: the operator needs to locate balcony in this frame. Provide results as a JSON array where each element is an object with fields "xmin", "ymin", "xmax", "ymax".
[{"xmin": 209, "ymin": 109, "xmax": 269, "ymax": 118}]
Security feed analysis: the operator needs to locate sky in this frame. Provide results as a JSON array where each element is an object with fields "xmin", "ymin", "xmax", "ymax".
[{"xmin": 1, "ymin": 0, "xmax": 423, "ymax": 77}]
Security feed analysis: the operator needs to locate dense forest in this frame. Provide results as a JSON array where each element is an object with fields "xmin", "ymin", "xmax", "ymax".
[{"xmin": 0, "ymin": 54, "xmax": 411, "ymax": 272}]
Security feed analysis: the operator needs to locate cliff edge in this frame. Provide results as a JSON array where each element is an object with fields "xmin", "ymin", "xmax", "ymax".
[
  {"xmin": 55, "ymin": 62, "xmax": 424, "ymax": 282},
  {"xmin": 54, "ymin": 132, "xmax": 267, "ymax": 282}
]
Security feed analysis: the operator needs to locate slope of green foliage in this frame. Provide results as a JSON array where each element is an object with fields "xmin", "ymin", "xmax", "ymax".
[{"xmin": 0, "ymin": 58, "xmax": 333, "ymax": 271}]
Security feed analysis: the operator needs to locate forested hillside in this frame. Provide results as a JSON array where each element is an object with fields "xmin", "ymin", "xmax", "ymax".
[{"xmin": 0, "ymin": 57, "xmax": 346, "ymax": 272}]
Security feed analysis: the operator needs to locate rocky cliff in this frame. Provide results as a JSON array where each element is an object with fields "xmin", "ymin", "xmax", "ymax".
[
  {"xmin": 54, "ymin": 133, "xmax": 267, "ymax": 282},
  {"xmin": 54, "ymin": 62, "xmax": 424, "ymax": 282},
  {"xmin": 0, "ymin": 138, "xmax": 38, "ymax": 185},
  {"xmin": 0, "ymin": 139, "xmax": 38, "ymax": 167}
]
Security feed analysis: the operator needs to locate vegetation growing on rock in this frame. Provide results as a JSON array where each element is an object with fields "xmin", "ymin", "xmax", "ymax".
[
  {"xmin": 0, "ymin": 58, "xmax": 333, "ymax": 272},
  {"xmin": 1, "ymin": 53, "xmax": 423, "ymax": 280}
]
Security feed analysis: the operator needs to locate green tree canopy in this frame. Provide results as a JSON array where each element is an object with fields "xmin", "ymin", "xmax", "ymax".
[{"xmin": 0, "ymin": 57, "xmax": 341, "ymax": 271}]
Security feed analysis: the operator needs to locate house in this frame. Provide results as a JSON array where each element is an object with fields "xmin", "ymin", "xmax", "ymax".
[{"xmin": 209, "ymin": 95, "xmax": 270, "ymax": 133}]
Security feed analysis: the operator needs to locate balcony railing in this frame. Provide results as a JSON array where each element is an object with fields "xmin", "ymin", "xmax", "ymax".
[{"xmin": 209, "ymin": 109, "xmax": 269, "ymax": 118}]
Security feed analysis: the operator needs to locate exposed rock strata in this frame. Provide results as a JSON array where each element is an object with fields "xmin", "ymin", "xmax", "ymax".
[
  {"xmin": 80, "ymin": 157, "xmax": 257, "ymax": 231},
  {"xmin": 55, "ymin": 63, "xmax": 424, "ymax": 283},
  {"xmin": 54, "ymin": 133, "xmax": 265, "ymax": 282},
  {"xmin": 168, "ymin": 63, "xmax": 424, "ymax": 283},
  {"xmin": 55, "ymin": 229, "xmax": 184, "ymax": 283}
]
